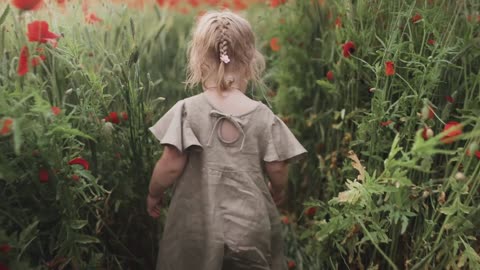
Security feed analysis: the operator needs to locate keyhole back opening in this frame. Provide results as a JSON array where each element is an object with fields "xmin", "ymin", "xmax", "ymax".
[{"xmin": 217, "ymin": 118, "xmax": 241, "ymax": 144}]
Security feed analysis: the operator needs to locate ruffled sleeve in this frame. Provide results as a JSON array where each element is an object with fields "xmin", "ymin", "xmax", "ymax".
[
  {"xmin": 263, "ymin": 115, "xmax": 307, "ymax": 163},
  {"xmin": 149, "ymin": 100, "xmax": 202, "ymax": 152}
]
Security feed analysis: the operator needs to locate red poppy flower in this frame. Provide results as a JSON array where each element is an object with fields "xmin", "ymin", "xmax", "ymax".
[
  {"xmin": 187, "ymin": 0, "xmax": 199, "ymax": 7},
  {"xmin": 270, "ymin": 0, "xmax": 287, "ymax": 8},
  {"xmin": 0, "ymin": 244, "xmax": 11, "ymax": 254},
  {"xmin": 51, "ymin": 106, "xmax": 61, "ymax": 115},
  {"xmin": 12, "ymin": 0, "xmax": 43, "ymax": 11},
  {"xmin": 71, "ymin": 174, "xmax": 80, "ymax": 181},
  {"xmin": 17, "ymin": 46, "xmax": 29, "ymax": 76},
  {"xmin": 105, "ymin": 112, "xmax": 120, "ymax": 124},
  {"xmin": 233, "ymin": 0, "xmax": 247, "ymax": 10},
  {"xmin": 31, "ymin": 54, "xmax": 46, "ymax": 67},
  {"xmin": 39, "ymin": 168, "xmax": 49, "ymax": 183},
  {"xmin": 281, "ymin": 215, "xmax": 290, "ymax": 224},
  {"xmin": 335, "ymin": 16, "xmax": 342, "ymax": 28},
  {"xmin": 270, "ymin": 38, "xmax": 280, "ymax": 52},
  {"xmin": 385, "ymin": 61, "xmax": 395, "ymax": 76},
  {"xmin": 85, "ymin": 13, "xmax": 102, "ymax": 24},
  {"xmin": 381, "ymin": 120, "xmax": 393, "ymax": 127},
  {"xmin": 466, "ymin": 148, "xmax": 479, "ymax": 159},
  {"xmin": 0, "ymin": 118, "xmax": 14, "ymax": 136},
  {"xmin": 441, "ymin": 121, "xmax": 462, "ymax": 144},
  {"xmin": 326, "ymin": 70, "xmax": 334, "ymax": 81},
  {"xmin": 287, "ymin": 260, "xmax": 296, "ymax": 269},
  {"xmin": 342, "ymin": 41, "xmax": 356, "ymax": 58},
  {"xmin": 68, "ymin": 157, "xmax": 90, "ymax": 170},
  {"xmin": 411, "ymin": 13, "xmax": 422, "ymax": 23},
  {"xmin": 428, "ymin": 106, "xmax": 435, "ymax": 119},
  {"xmin": 121, "ymin": 112, "xmax": 128, "ymax": 122},
  {"xmin": 445, "ymin": 96, "xmax": 454, "ymax": 103},
  {"xmin": 27, "ymin": 21, "xmax": 60, "ymax": 44},
  {"xmin": 427, "ymin": 39, "xmax": 436, "ymax": 45},
  {"xmin": 422, "ymin": 127, "xmax": 434, "ymax": 140},
  {"xmin": 304, "ymin": 207, "xmax": 316, "ymax": 217}
]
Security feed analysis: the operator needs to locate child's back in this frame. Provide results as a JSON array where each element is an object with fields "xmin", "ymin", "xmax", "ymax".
[{"xmin": 147, "ymin": 10, "xmax": 306, "ymax": 270}]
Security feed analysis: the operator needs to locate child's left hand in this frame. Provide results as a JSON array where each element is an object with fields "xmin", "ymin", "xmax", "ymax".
[{"xmin": 147, "ymin": 194, "xmax": 162, "ymax": 219}]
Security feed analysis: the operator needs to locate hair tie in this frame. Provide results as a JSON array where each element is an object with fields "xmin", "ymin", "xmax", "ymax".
[{"xmin": 220, "ymin": 54, "xmax": 230, "ymax": 64}]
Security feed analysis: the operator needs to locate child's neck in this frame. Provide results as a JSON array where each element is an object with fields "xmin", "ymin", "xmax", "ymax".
[{"xmin": 203, "ymin": 72, "xmax": 247, "ymax": 93}]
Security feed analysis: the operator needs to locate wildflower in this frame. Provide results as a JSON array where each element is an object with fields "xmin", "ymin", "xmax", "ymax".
[
  {"xmin": 287, "ymin": 260, "xmax": 296, "ymax": 269},
  {"xmin": 385, "ymin": 61, "xmax": 395, "ymax": 76},
  {"xmin": 326, "ymin": 70, "xmax": 334, "ymax": 81},
  {"xmin": 441, "ymin": 121, "xmax": 462, "ymax": 144},
  {"xmin": 342, "ymin": 41, "xmax": 356, "ymax": 58},
  {"xmin": 0, "ymin": 244, "xmax": 11, "ymax": 254},
  {"xmin": 39, "ymin": 168, "xmax": 49, "ymax": 183},
  {"xmin": 0, "ymin": 118, "xmax": 14, "ymax": 136},
  {"xmin": 427, "ymin": 39, "xmax": 436, "ymax": 45},
  {"xmin": 85, "ymin": 13, "xmax": 102, "ymax": 24},
  {"xmin": 51, "ymin": 106, "xmax": 61, "ymax": 116},
  {"xmin": 421, "ymin": 106, "xmax": 435, "ymax": 120},
  {"xmin": 281, "ymin": 215, "xmax": 290, "ymax": 225},
  {"xmin": 121, "ymin": 112, "xmax": 128, "ymax": 122},
  {"xmin": 466, "ymin": 143, "xmax": 480, "ymax": 160},
  {"xmin": 71, "ymin": 174, "xmax": 80, "ymax": 181},
  {"xmin": 17, "ymin": 46, "xmax": 29, "ymax": 76},
  {"xmin": 270, "ymin": 38, "xmax": 280, "ymax": 52},
  {"xmin": 31, "ymin": 54, "xmax": 46, "ymax": 67},
  {"xmin": 104, "ymin": 112, "xmax": 120, "ymax": 124},
  {"xmin": 455, "ymin": 172, "xmax": 466, "ymax": 181},
  {"xmin": 411, "ymin": 13, "xmax": 422, "ymax": 23},
  {"xmin": 445, "ymin": 95, "xmax": 454, "ymax": 103},
  {"xmin": 233, "ymin": 0, "xmax": 247, "ymax": 10},
  {"xmin": 270, "ymin": 0, "xmax": 287, "ymax": 8},
  {"xmin": 187, "ymin": 0, "xmax": 199, "ymax": 7},
  {"xmin": 381, "ymin": 120, "xmax": 393, "ymax": 127},
  {"xmin": 422, "ymin": 127, "xmax": 434, "ymax": 140},
  {"xmin": 12, "ymin": 0, "xmax": 43, "ymax": 11},
  {"xmin": 335, "ymin": 16, "xmax": 342, "ymax": 28},
  {"xmin": 27, "ymin": 21, "xmax": 60, "ymax": 44},
  {"xmin": 304, "ymin": 207, "xmax": 316, "ymax": 217},
  {"xmin": 68, "ymin": 157, "xmax": 90, "ymax": 170}
]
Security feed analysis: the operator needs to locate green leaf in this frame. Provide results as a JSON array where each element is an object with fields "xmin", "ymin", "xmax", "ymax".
[
  {"xmin": 45, "ymin": 126, "xmax": 96, "ymax": 142},
  {"xmin": 70, "ymin": 220, "xmax": 88, "ymax": 230},
  {"xmin": 0, "ymin": 5, "xmax": 10, "ymax": 27},
  {"xmin": 75, "ymin": 234, "xmax": 100, "ymax": 244}
]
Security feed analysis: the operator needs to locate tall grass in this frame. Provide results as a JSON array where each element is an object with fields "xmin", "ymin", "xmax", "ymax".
[{"xmin": 0, "ymin": 0, "xmax": 479, "ymax": 269}]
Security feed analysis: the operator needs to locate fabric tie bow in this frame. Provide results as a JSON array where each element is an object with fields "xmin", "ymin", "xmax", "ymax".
[{"xmin": 206, "ymin": 110, "xmax": 246, "ymax": 151}]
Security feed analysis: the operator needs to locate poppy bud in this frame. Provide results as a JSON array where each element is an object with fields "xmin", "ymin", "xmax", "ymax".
[
  {"xmin": 468, "ymin": 142, "xmax": 478, "ymax": 155},
  {"xmin": 454, "ymin": 172, "xmax": 466, "ymax": 181},
  {"xmin": 422, "ymin": 127, "xmax": 434, "ymax": 140}
]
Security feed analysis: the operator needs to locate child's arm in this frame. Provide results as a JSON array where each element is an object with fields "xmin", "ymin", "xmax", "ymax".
[
  {"xmin": 149, "ymin": 145, "xmax": 187, "ymax": 197},
  {"xmin": 147, "ymin": 145, "xmax": 187, "ymax": 218},
  {"xmin": 265, "ymin": 160, "xmax": 289, "ymax": 207}
]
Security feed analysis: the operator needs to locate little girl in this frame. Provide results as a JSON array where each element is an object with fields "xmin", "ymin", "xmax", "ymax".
[{"xmin": 147, "ymin": 10, "xmax": 306, "ymax": 270}]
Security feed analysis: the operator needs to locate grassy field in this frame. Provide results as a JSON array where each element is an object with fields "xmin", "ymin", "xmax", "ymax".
[{"xmin": 0, "ymin": 0, "xmax": 479, "ymax": 269}]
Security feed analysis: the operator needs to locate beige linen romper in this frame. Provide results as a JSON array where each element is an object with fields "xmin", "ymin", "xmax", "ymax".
[{"xmin": 149, "ymin": 93, "xmax": 307, "ymax": 270}]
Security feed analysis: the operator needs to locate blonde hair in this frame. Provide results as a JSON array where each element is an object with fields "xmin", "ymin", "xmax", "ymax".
[{"xmin": 185, "ymin": 10, "xmax": 265, "ymax": 92}]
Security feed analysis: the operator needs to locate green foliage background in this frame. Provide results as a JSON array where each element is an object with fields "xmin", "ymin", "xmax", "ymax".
[{"xmin": 0, "ymin": 0, "xmax": 479, "ymax": 269}]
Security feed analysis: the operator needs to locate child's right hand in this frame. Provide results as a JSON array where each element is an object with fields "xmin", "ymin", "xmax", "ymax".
[
  {"xmin": 146, "ymin": 194, "xmax": 162, "ymax": 219},
  {"xmin": 268, "ymin": 182, "xmax": 286, "ymax": 207}
]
